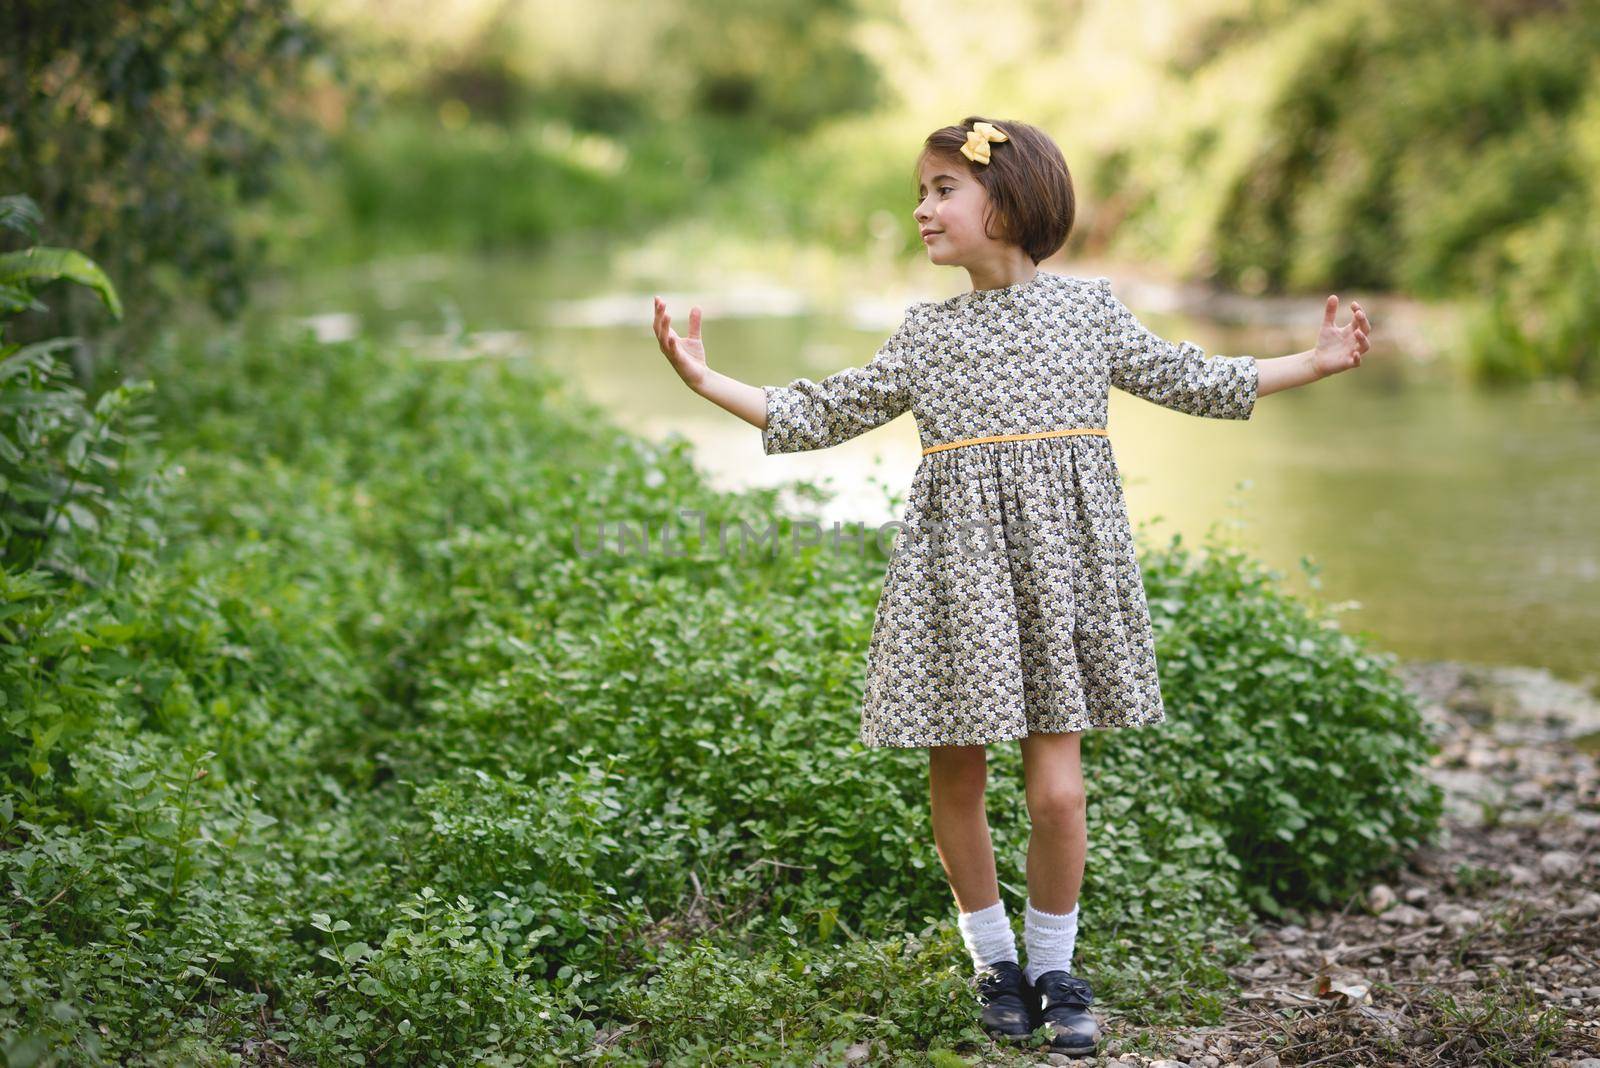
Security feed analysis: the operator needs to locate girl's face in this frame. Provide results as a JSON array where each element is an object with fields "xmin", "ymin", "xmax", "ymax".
[{"xmin": 913, "ymin": 156, "xmax": 998, "ymax": 267}]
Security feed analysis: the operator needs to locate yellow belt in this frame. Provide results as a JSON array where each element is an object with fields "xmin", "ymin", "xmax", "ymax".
[{"xmin": 921, "ymin": 427, "xmax": 1109, "ymax": 456}]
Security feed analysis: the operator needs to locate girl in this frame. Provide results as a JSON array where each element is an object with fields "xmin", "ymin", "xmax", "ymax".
[{"xmin": 650, "ymin": 116, "xmax": 1370, "ymax": 1056}]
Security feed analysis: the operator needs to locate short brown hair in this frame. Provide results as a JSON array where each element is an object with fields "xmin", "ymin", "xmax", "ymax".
[{"xmin": 917, "ymin": 116, "xmax": 1076, "ymax": 265}]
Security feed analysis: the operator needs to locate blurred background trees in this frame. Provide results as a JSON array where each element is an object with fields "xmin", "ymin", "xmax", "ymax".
[
  {"xmin": 0, "ymin": 0, "xmax": 351, "ymax": 368},
  {"xmin": 9, "ymin": 0, "xmax": 1600, "ymax": 383}
]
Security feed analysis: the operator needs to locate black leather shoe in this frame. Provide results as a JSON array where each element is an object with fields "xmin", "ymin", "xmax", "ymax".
[
  {"xmin": 972, "ymin": 960, "xmax": 1034, "ymax": 1041},
  {"xmin": 1032, "ymin": 970, "xmax": 1100, "ymax": 1056}
]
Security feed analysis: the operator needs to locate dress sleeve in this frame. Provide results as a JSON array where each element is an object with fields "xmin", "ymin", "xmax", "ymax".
[
  {"xmin": 1096, "ymin": 277, "xmax": 1258, "ymax": 420},
  {"xmin": 760, "ymin": 304, "xmax": 921, "ymax": 454}
]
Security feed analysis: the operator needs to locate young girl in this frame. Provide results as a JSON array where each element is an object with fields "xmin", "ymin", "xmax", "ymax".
[{"xmin": 650, "ymin": 116, "xmax": 1370, "ymax": 1055}]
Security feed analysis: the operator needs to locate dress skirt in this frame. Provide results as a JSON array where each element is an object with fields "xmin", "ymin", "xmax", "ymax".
[{"xmin": 860, "ymin": 432, "xmax": 1166, "ymax": 748}]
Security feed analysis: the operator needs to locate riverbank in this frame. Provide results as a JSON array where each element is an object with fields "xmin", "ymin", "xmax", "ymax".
[{"xmin": 976, "ymin": 659, "xmax": 1600, "ymax": 1067}]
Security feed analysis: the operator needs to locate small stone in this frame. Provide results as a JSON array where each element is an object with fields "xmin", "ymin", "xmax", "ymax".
[
  {"xmin": 1199, "ymin": 1056, "xmax": 1221, "ymax": 1068},
  {"xmin": 1248, "ymin": 1056, "xmax": 1281, "ymax": 1068},
  {"xmin": 1458, "ymin": 969, "xmax": 1479, "ymax": 984},
  {"xmin": 1429, "ymin": 902, "xmax": 1481, "ymax": 929},
  {"xmin": 1492, "ymin": 955, "xmax": 1514, "ymax": 967},
  {"xmin": 1559, "ymin": 892, "xmax": 1600, "ymax": 919},
  {"xmin": 1540, "ymin": 850, "xmax": 1582, "ymax": 879},
  {"xmin": 1511, "ymin": 780, "xmax": 1545, "ymax": 803},
  {"xmin": 1506, "ymin": 863, "xmax": 1539, "ymax": 885},
  {"xmin": 1045, "ymin": 1056, "xmax": 1074, "ymax": 1067},
  {"xmin": 843, "ymin": 1041, "xmax": 870, "ymax": 1065},
  {"xmin": 1150, "ymin": 1061, "xmax": 1191, "ymax": 1068},
  {"xmin": 1277, "ymin": 924, "xmax": 1305, "ymax": 943},
  {"xmin": 1575, "ymin": 1059, "xmax": 1600, "ymax": 1068},
  {"xmin": 1403, "ymin": 885, "xmax": 1430, "ymax": 904},
  {"xmin": 1367, "ymin": 884, "xmax": 1396, "ymax": 913},
  {"xmin": 1381, "ymin": 903, "xmax": 1429, "ymax": 926}
]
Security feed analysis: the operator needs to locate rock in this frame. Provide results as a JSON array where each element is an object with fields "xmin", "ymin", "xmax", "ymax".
[
  {"xmin": 1150, "ymin": 1061, "xmax": 1191, "ymax": 1068},
  {"xmin": 1459, "ymin": 969, "xmax": 1480, "ymax": 984},
  {"xmin": 1574, "ymin": 1060, "xmax": 1600, "ymax": 1068},
  {"xmin": 1367, "ymin": 884, "xmax": 1396, "ymax": 913},
  {"xmin": 1429, "ymin": 902, "xmax": 1481, "ymax": 929},
  {"xmin": 1248, "ymin": 1056, "xmax": 1281, "ymax": 1068},
  {"xmin": 1403, "ymin": 885, "xmax": 1430, "ymax": 904},
  {"xmin": 1276, "ymin": 924, "xmax": 1305, "ymax": 944},
  {"xmin": 1380, "ymin": 903, "xmax": 1429, "ymax": 926},
  {"xmin": 1511, "ymin": 779, "xmax": 1546, "ymax": 804},
  {"xmin": 842, "ymin": 1041, "xmax": 869, "ymax": 1064},
  {"xmin": 1045, "ymin": 1056, "xmax": 1075, "ymax": 1066},
  {"xmin": 1506, "ymin": 863, "xmax": 1540, "ymax": 886},
  {"xmin": 1199, "ymin": 1056, "xmax": 1221, "ymax": 1068},
  {"xmin": 1540, "ymin": 850, "xmax": 1582, "ymax": 879},
  {"xmin": 1559, "ymin": 892, "xmax": 1600, "ymax": 919}
]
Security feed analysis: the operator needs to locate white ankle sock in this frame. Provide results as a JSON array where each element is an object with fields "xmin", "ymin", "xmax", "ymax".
[
  {"xmin": 956, "ymin": 900, "xmax": 1018, "ymax": 972},
  {"xmin": 1023, "ymin": 898, "xmax": 1079, "ymax": 984}
]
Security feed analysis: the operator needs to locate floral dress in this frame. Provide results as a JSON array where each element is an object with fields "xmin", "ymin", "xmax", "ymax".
[{"xmin": 761, "ymin": 271, "xmax": 1259, "ymax": 748}]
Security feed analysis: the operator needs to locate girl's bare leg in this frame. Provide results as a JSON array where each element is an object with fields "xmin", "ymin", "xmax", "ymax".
[
  {"xmin": 928, "ymin": 743, "xmax": 1000, "ymax": 911},
  {"xmin": 1019, "ymin": 730, "xmax": 1086, "ymax": 913}
]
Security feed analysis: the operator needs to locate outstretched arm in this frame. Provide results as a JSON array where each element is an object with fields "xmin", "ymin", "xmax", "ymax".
[
  {"xmin": 652, "ymin": 296, "xmax": 767, "ymax": 427},
  {"xmin": 1256, "ymin": 295, "xmax": 1372, "ymax": 399},
  {"xmin": 652, "ymin": 294, "xmax": 918, "ymax": 454}
]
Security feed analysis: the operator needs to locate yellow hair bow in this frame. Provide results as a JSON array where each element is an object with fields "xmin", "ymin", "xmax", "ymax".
[{"xmin": 959, "ymin": 121, "xmax": 1009, "ymax": 165}]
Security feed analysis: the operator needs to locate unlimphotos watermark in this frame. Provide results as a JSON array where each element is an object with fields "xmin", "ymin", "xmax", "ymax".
[{"xmin": 572, "ymin": 509, "xmax": 1044, "ymax": 559}]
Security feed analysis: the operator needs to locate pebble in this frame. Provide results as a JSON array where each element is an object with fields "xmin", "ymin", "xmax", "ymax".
[
  {"xmin": 1429, "ymin": 902, "xmax": 1482, "ymax": 928},
  {"xmin": 842, "ymin": 1040, "xmax": 869, "ymax": 1064},
  {"xmin": 1248, "ymin": 1057, "xmax": 1281, "ymax": 1068},
  {"xmin": 1506, "ymin": 862, "xmax": 1540, "ymax": 885},
  {"xmin": 1403, "ymin": 885, "xmax": 1430, "ymax": 904},
  {"xmin": 1559, "ymin": 892, "xmax": 1600, "ymax": 919},
  {"xmin": 1150, "ymin": 1061, "xmax": 1190, "ymax": 1068},
  {"xmin": 1511, "ymin": 779, "xmax": 1546, "ymax": 803},
  {"xmin": 1380, "ymin": 903, "xmax": 1429, "ymax": 926},
  {"xmin": 1367, "ymin": 884, "xmax": 1396, "ymax": 913},
  {"xmin": 1540, "ymin": 849, "xmax": 1582, "ymax": 879}
]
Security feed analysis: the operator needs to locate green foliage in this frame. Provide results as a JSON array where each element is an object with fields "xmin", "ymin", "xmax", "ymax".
[
  {"xmin": 0, "ymin": 195, "xmax": 160, "ymax": 589},
  {"xmin": 0, "ymin": 0, "xmax": 351, "ymax": 351},
  {"xmin": 1119, "ymin": 0, "xmax": 1600, "ymax": 383},
  {"xmin": 1134, "ymin": 532, "xmax": 1447, "ymax": 914},
  {"xmin": 3, "ymin": 311, "xmax": 1442, "ymax": 1060}
]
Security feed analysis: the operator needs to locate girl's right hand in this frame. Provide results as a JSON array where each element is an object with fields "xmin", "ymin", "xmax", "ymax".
[{"xmin": 652, "ymin": 297, "xmax": 708, "ymax": 390}]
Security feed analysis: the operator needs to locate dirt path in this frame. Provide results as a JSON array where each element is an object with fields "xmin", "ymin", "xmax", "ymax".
[{"xmin": 982, "ymin": 659, "xmax": 1600, "ymax": 1068}]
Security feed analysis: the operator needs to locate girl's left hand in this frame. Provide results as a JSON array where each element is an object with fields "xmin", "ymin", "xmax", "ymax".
[{"xmin": 1312, "ymin": 296, "xmax": 1371, "ymax": 379}]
